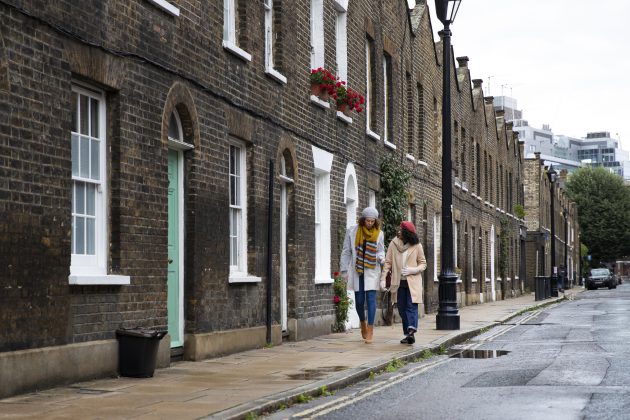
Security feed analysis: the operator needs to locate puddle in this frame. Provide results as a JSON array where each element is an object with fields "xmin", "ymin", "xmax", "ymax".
[
  {"xmin": 286, "ymin": 366, "xmax": 347, "ymax": 380},
  {"xmin": 449, "ymin": 349, "xmax": 510, "ymax": 359}
]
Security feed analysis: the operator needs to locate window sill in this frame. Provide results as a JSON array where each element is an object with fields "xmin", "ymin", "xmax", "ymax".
[
  {"xmin": 310, "ymin": 95, "xmax": 330, "ymax": 109},
  {"xmin": 69, "ymin": 274, "xmax": 130, "ymax": 285},
  {"xmin": 495, "ymin": 277, "xmax": 501, "ymax": 282},
  {"xmin": 336, "ymin": 111, "xmax": 352, "ymax": 124},
  {"xmin": 366, "ymin": 129, "xmax": 380, "ymax": 141},
  {"xmin": 417, "ymin": 160, "xmax": 428, "ymax": 168},
  {"xmin": 472, "ymin": 278, "xmax": 478, "ymax": 283},
  {"xmin": 265, "ymin": 67, "xmax": 287, "ymax": 85},
  {"xmin": 147, "ymin": 0, "xmax": 180, "ymax": 16},
  {"xmin": 222, "ymin": 40, "xmax": 252, "ymax": 62},
  {"xmin": 383, "ymin": 139, "xmax": 396, "ymax": 150},
  {"xmin": 315, "ymin": 277, "xmax": 334, "ymax": 284},
  {"xmin": 406, "ymin": 154, "xmax": 415, "ymax": 162},
  {"xmin": 229, "ymin": 274, "xmax": 262, "ymax": 283},
  {"xmin": 462, "ymin": 186, "xmax": 469, "ymax": 192}
]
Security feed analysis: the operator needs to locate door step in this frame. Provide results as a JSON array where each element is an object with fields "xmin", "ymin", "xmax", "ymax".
[{"xmin": 170, "ymin": 346, "xmax": 184, "ymax": 362}]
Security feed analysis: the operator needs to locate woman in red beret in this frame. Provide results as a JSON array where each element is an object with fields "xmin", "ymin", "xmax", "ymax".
[{"xmin": 380, "ymin": 221, "xmax": 427, "ymax": 344}]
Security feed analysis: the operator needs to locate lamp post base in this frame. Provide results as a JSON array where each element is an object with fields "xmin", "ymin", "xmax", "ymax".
[
  {"xmin": 436, "ymin": 272, "xmax": 460, "ymax": 330},
  {"xmin": 550, "ymin": 274, "xmax": 559, "ymax": 297}
]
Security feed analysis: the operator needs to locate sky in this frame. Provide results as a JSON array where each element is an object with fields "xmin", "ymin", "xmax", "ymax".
[{"xmin": 409, "ymin": 0, "xmax": 630, "ymax": 151}]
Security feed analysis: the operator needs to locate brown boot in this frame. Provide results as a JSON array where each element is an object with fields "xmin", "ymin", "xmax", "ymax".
[
  {"xmin": 365, "ymin": 325, "xmax": 374, "ymax": 344},
  {"xmin": 360, "ymin": 321, "xmax": 368, "ymax": 339}
]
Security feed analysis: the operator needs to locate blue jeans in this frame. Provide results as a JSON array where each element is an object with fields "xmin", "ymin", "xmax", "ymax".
[
  {"xmin": 397, "ymin": 282, "xmax": 418, "ymax": 334},
  {"xmin": 355, "ymin": 275, "xmax": 377, "ymax": 325}
]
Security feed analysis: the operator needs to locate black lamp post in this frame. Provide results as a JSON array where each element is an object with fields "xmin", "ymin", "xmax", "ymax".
[
  {"xmin": 547, "ymin": 165, "xmax": 558, "ymax": 297},
  {"xmin": 435, "ymin": 0, "xmax": 461, "ymax": 330}
]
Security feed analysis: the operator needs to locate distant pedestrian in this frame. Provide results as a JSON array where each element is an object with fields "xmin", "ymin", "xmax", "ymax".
[
  {"xmin": 380, "ymin": 221, "xmax": 427, "ymax": 344},
  {"xmin": 340, "ymin": 207, "xmax": 385, "ymax": 344}
]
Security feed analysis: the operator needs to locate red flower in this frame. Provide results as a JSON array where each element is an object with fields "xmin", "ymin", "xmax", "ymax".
[
  {"xmin": 333, "ymin": 271, "xmax": 340, "ymax": 277},
  {"xmin": 333, "ymin": 295, "xmax": 341, "ymax": 304}
]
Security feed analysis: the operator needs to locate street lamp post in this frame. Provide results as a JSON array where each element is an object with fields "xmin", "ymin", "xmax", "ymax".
[
  {"xmin": 435, "ymin": 0, "xmax": 461, "ymax": 330},
  {"xmin": 547, "ymin": 165, "xmax": 558, "ymax": 297}
]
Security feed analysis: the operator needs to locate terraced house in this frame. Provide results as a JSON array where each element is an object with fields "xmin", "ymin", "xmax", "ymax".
[{"xmin": 0, "ymin": 0, "xmax": 528, "ymax": 397}]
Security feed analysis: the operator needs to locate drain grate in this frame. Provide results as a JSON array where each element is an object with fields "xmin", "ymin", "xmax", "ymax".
[
  {"xmin": 285, "ymin": 366, "xmax": 347, "ymax": 380},
  {"xmin": 449, "ymin": 349, "xmax": 510, "ymax": 359}
]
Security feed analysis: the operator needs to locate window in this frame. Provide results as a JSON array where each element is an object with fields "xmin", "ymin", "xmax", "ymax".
[
  {"xmin": 417, "ymin": 84, "xmax": 425, "ymax": 162},
  {"xmin": 383, "ymin": 53, "xmax": 394, "ymax": 148},
  {"xmin": 406, "ymin": 73, "xmax": 413, "ymax": 157},
  {"xmin": 454, "ymin": 221, "xmax": 459, "ymax": 269},
  {"xmin": 368, "ymin": 189, "xmax": 377, "ymax": 209},
  {"xmin": 69, "ymin": 85, "xmax": 128, "ymax": 285},
  {"xmin": 147, "ymin": 0, "xmax": 179, "ymax": 16},
  {"xmin": 312, "ymin": 146, "xmax": 333, "ymax": 283},
  {"xmin": 229, "ymin": 141, "xmax": 260, "ymax": 282},
  {"xmin": 334, "ymin": 1, "xmax": 348, "ymax": 81},
  {"xmin": 264, "ymin": 0, "xmax": 286, "ymax": 83},
  {"xmin": 407, "ymin": 203, "xmax": 416, "ymax": 225},
  {"xmin": 434, "ymin": 213, "xmax": 441, "ymax": 281},
  {"xmin": 461, "ymin": 128, "xmax": 466, "ymax": 183},
  {"xmin": 310, "ymin": 0, "xmax": 324, "ymax": 69},
  {"xmin": 223, "ymin": 0, "xmax": 251, "ymax": 61},
  {"xmin": 365, "ymin": 36, "xmax": 378, "ymax": 138}
]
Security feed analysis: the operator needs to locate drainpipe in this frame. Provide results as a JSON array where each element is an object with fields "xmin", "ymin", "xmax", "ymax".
[{"xmin": 266, "ymin": 160, "xmax": 274, "ymax": 344}]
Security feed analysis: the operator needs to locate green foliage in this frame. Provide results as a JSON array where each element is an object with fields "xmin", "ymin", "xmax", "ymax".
[
  {"xmin": 380, "ymin": 158, "xmax": 411, "ymax": 244},
  {"xmin": 499, "ymin": 218, "xmax": 510, "ymax": 280},
  {"xmin": 565, "ymin": 167, "xmax": 630, "ymax": 263},
  {"xmin": 332, "ymin": 273, "xmax": 351, "ymax": 332},
  {"xmin": 296, "ymin": 394, "xmax": 312, "ymax": 404},
  {"xmin": 245, "ymin": 413, "xmax": 257, "ymax": 420},
  {"xmin": 368, "ymin": 371, "xmax": 376, "ymax": 380},
  {"xmin": 438, "ymin": 345, "xmax": 448, "ymax": 355},
  {"xmin": 318, "ymin": 386, "xmax": 332, "ymax": 396},
  {"xmin": 513, "ymin": 203, "xmax": 525, "ymax": 219},
  {"xmin": 385, "ymin": 358, "xmax": 405, "ymax": 372}
]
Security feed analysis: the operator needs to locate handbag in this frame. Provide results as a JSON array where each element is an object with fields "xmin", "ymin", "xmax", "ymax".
[{"xmin": 385, "ymin": 269, "xmax": 392, "ymax": 288}]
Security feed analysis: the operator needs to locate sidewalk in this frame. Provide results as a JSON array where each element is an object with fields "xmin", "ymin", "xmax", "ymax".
[{"xmin": 0, "ymin": 290, "xmax": 579, "ymax": 419}]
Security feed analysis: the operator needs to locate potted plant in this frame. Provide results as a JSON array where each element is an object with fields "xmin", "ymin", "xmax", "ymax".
[
  {"xmin": 332, "ymin": 272, "xmax": 351, "ymax": 332},
  {"xmin": 334, "ymin": 85, "xmax": 365, "ymax": 116},
  {"xmin": 309, "ymin": 67, "xmax": 335, "ymax": 101}
]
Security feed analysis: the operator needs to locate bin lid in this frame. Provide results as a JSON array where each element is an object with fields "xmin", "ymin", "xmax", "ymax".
[{"xmin": 116, "ymin": 328, "xmax": 166, "ymax": 339}]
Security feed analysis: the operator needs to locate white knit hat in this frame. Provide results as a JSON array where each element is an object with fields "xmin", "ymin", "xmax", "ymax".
[{"xmin": 361, "ymin": 207, "xmax": 379, "ymax": 219}]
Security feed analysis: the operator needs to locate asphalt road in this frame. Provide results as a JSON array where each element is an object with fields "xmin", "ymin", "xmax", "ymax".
[{"xmin": 269, "ymin": 284, "xmax": 630, "ymax": 420}]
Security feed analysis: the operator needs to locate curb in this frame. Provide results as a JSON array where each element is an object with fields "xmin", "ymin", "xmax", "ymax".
[{"xmin": 205, "ymin": 292, "xmax": 578, "ymax": 420}]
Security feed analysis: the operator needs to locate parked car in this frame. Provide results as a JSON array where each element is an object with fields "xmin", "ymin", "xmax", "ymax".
[{"xmin": 586, "ymin": 268, "xmax": 616, "ymax": 290}]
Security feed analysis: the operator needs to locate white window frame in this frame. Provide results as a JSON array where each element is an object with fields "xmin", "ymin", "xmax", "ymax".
[
  {"xmin": 264, "ymin": 0, "xmax": 287, "ymax": 84},
  {"xmin": 69, "ymin": 84, "xmax": 128, "ymax": 285},
  {"xmin": 147, "ymin": 0, "xmax": 180, "ymax": 16},
  {"xmin": 310, "ymin": 0, "xmax": 324, "ymax": 69},
  {"xmin": 454, "ymin": 221, "xmax": 459, "ymax": 269},
  {"xmin": 229, "ymin": 140, "xmax": 261, "ymax": 283},
  {"xmin": 333, "ymin": 0, "xmax": 348, "ymax": 81},
  {"xmin": 312, "ymin": 146, "xmax": 333, "ymax": 284},
  {"xmin": 434, "ymin": 213, "xmax": 441, "ymax": 282},
  {"xmin": 368, "ymin": 190, "xmax": 376, "ymax": 209},
  {"xmin": 365, "ymin": 39, "xmax": 380, "ymax": 140},
  {"xmin": 383, "ymin": 54, "xmax": 396, "ymax": 149},
  {"xmin": 223, "ymin": 0, "xmax": 252, "ymax": 62}
]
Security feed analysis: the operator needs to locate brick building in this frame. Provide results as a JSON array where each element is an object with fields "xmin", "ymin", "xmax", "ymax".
[
  {"xmin": 523, "ymin": 153, "xmax": 580, "ymax": 291},
  {"xmin": 1, "ymin": 0, "xmax": 527, "ymax": 396}
]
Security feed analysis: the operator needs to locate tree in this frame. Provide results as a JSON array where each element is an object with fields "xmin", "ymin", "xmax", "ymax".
[
  {"xmin": 565, "ymin": 167, "xmax": 630, "ymax": 264},
  {"xmin": 380, "ymin": 158, "xmax": 410, "ymax": 245}
]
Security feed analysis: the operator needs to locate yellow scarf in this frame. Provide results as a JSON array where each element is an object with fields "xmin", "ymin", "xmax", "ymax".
[{"xmin": 354, "ymin": 225, "xmax": 380, "ymax": 247}]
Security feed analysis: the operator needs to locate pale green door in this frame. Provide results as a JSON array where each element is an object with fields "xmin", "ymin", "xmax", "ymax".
[{"xmin": 168, "ymin": 149, "xmax": 182, "ymax": 347}]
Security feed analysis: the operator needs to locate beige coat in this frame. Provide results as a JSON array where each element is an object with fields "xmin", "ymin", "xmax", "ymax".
[{"xmin": 380, "ymin": 238, "xmax": 427, "ymax": 304}]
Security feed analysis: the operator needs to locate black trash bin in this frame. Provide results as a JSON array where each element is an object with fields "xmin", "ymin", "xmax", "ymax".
[{"xmin": 116, "ymin": 328, "xmax": 166, "ymax": 378}]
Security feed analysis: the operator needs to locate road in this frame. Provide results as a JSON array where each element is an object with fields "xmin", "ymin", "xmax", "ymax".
[{"xmin": 269, "ymin": 284, "xmax": 630, "ymax": 420}]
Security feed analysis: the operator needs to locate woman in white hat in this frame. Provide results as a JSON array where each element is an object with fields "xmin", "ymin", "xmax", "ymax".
[{"xmin": 340, "ymin": 207, "xmax": 385, "ymax": 343}]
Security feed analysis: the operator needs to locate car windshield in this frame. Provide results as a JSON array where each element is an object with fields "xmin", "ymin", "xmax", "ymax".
[{"xmin": 591, "ymin": 269, "xmax": 610, "ymax": 276}]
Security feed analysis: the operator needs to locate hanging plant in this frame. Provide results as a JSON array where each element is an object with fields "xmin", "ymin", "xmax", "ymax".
[
  {"xmin": 380, "ymin": 158, "xmax": 411, "ymax": 245},
  {"xmin": 513, "ymin": 204, "xmax": 525, "ymax": 219}
]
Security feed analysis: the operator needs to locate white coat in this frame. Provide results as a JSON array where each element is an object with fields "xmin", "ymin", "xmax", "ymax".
[{"xmin": 340, "ymin": 225, "xmax": 385, "ymax": 291}]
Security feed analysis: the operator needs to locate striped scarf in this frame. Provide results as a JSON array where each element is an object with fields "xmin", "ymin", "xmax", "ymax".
[{"xmin": 354, "ymin": 225, "xmax": 380, "ymax": 274}]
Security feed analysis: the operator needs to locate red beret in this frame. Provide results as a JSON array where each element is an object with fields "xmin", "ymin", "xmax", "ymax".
[{"xmin": 400, "ymin": 221, "xmax": 416, "ymax": 234}]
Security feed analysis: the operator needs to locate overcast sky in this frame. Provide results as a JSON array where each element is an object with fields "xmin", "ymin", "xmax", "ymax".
[{"xmin": 409, "ymin": 0, "xmax": 630, "ymax": 151}]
